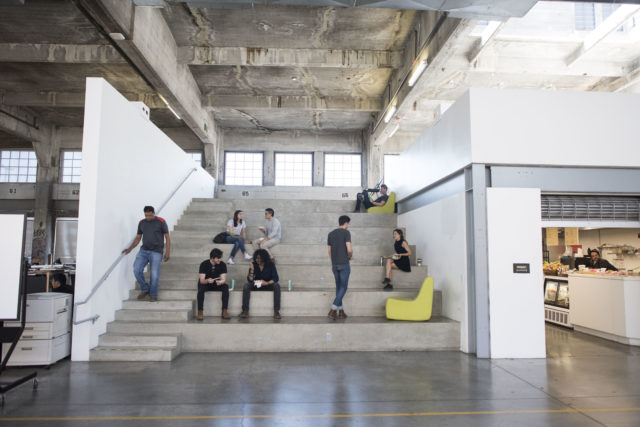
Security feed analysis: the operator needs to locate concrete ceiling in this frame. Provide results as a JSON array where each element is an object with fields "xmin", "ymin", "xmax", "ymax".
[{"xmin": 1, "ymin": 0, "xmax": 640, "ymax": 154}]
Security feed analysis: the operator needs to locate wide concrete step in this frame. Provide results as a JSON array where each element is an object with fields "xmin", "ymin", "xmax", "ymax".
[
  {"xmin": 175, "ymin": 212, "xmax": 396, "ymax": 229},
  {"xmin": 106, "ymin": 316, "xmax": 459, "ymax": 352},
  {"xmin": 121, "ymin": 299, "xmax": 194, "ymax": 310},
  {"xmin": 98, "ymin": 333, "xmax": 182, "ymax": 348},
  {"xmin": 90, "ymin": 346, "xmax": 179, "ymax": 362},
  {"xmin": 189, "ymin": 199, "xmax": 356, "ymax": 213},
  {"xmin": 114, "ymin": 308, "xmax": 192, "ymax": 322}
]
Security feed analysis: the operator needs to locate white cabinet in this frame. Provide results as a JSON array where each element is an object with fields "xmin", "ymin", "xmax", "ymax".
[{"xmin": 2, "ymin": 293, "xmax": 72, "ymax": 366}]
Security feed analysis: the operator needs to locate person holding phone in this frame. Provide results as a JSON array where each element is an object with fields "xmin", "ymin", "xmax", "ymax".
[
  {"xmin": 196, "ymin": 248, "xmax": 229, "ymax": 320},
  {"xmin": 239, "ymin": 249, "xmax": 281, "ymax": 319}
]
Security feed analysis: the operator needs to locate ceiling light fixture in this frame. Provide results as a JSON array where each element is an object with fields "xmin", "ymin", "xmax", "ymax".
[
  {"xmin": 108, "ymin": 32, "xmax": 125, "ymax": 41},
  {"xmin": 408, "ymin": 59, "xmax": 428, "ymax": 87},
  {"xmin": 383, "ymin": 102, "xmax": 397, "ymax": 123},
  {"xmin": 388, "ymin": 123, "xmax": 400, "ymax": 138},
  {"xmin": 158, "ymin": 93, "xmax": 181, "ymax": 120}
]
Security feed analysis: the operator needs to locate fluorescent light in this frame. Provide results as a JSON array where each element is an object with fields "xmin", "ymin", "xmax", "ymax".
[
  {"xmin": 109, "ymin": 32, "xmax": 125, "ymax": 41},
  {"xmin": 408, "ymin": 59, "xmax": 428, "ymax": 87},
  {"xmin": 158, "ymin": 93, "xmax": 181, "ymax": 120},
  {"xmin": 388, "ymin": 123, "xmax": 400, "ymax": 138},
  {"xmin": 383, "ymin": 104, "xmax": 397, "ymax": 123}
]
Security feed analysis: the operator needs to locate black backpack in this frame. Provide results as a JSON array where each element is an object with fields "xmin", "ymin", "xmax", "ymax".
[{"xmin": 213, "ymin": 232, "xmax": 228, "ymax": 244}]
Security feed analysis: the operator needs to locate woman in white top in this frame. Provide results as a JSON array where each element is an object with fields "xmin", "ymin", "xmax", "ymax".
[{"xmin": 226, "ymin": 210, "xmax": 252, "ymax": 265}]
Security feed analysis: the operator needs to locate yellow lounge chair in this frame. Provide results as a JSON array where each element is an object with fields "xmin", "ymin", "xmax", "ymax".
[
  {"xmin": 367, "ymin": 191, "xmax": 396, "ymax": 213},
  {"xmin": 385, "ymin": 277, "xmax": 434, "ymax": 321}
]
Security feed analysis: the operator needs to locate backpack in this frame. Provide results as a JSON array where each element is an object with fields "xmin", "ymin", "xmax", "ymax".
[{"xmin": 213, "ymin": 231, "xmax": 229, "ymax": 244}]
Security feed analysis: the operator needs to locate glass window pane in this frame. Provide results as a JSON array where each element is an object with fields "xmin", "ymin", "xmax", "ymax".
[
  {"xmin": 225, "ymin": 152, "xmax": 262, "ymax": 185},
  {"xmin": 324, "ymin": 154, "xmax": 361, "ymax": 187}
]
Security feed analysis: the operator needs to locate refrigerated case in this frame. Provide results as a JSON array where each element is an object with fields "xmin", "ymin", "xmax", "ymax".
[{"xmin": 544, "ymin": 276, "xmax": 572, "ymax": 328}]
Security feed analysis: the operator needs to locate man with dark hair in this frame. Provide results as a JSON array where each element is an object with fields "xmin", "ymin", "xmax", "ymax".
[
  {"xmin": 50, "ymin": 272, "xmax": 74, "ymax": 294},
  {"xmin": 123, "ymin": 205, "xmax": 170, "ymax": 302},
  {"xmin": 327, "ymin": 215, "xmax": 353, "ymax": 320},
  {"xmin": 196, "ymin": 248, "xmax": 230, "ymax": 320},
  {"xmin": 587, "ymin": 249, "xmax": 618, "ymax": 271},
  {"xmin": 354, "ymin": 184, "xmax": 389, "ymax": 212},
  {"xmin": 253, "ymin": 207, "xmax": 281, "ymax": 258}
]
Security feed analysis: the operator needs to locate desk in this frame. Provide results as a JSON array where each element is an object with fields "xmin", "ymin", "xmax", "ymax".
[{"xmin": 27, "ymin": 266, "xmax": 75, "ymax": 293}]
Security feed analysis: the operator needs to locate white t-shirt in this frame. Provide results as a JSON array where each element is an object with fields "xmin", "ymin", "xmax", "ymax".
[{"xmin": 227, "ymin": 219, "xmax": 246, "ymax": 236}]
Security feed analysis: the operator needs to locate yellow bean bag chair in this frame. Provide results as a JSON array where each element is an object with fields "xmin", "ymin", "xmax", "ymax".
[
  {"xmin": 367, "ymin": 192, "xmax": 396, "ymax": 213},
  {"xmin": 385, "ymin": 276, "xmax": 434, "ymax": 321}
]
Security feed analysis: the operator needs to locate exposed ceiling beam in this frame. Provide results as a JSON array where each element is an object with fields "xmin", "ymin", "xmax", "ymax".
[
  {"xmin": 0, "ymin": 91, "xmax": 165, "ymax": 108},
  {"xmin": 467, "ymin": 21, "xmax": 505, "ymax": 64},
  {"xmin": 0, "ymin": 43, "xmax": 125, "ymax": 63},
  {"xmin": 178, "ymin": 46, "xmax": 401, "ymax": 69},
  {"xmin": 0, "ymin": 104, "xmax": 51, "ymax": 143},
  {"xmin": 591, "ymin": 58, "xmax": 640, "ymax": 92},
  {"xmin": 203, "ymin": 95, "xmax": 381, "ymax": 111},
  {"xmin": 566, "ymin": 5, "xmax": 640, "ymax": 66}
]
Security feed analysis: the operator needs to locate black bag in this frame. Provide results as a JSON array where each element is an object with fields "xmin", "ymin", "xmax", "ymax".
[{"xmin": 213, "ymin": 231, "xmax": 229, "ymax": 244}]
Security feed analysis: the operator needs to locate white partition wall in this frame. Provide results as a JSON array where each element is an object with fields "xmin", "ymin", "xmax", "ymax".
[{"xmin": 72, "ymin": 78, "xmax": 215, "ymax": 361}]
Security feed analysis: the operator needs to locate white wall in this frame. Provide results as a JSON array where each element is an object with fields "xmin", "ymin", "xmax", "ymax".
[
  {"xmin": 578, "ymin": 228, "xmax": 640, "ymax": 271},
  {"xmin": 486, "ymin": 188, "xmax": 545, "ymax": 358},
  {"xmin": 398, "ymin": 192, "xmax": 469, "ymax": 352},
  {"xmin": 72, "ymin": 78, "xmax": 215, "ymax": 361},
  {"xmin": 470, "ymin": 89, "xmax": 640, "ymax": 168}
]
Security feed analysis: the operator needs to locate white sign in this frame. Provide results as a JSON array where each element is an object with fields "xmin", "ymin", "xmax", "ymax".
[{"xmin": 0, "ymin": 214, "xmax": 26, "ymax": 320}]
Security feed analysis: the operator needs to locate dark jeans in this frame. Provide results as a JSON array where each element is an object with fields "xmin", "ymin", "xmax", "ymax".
[
  {"xmin": 331, "ymin": 263, "xmax": 350, "ymax": 309},
  {"xmin": 242, "ymin": 282, "xmax": 281, "ymax": 311},
  {"xmin": 354, "ymin": 190, "xmax": 375, "ymax": 211},
  {"xmin": 197, "ymin": 282, "xmax": 229, "ymax": 310}
]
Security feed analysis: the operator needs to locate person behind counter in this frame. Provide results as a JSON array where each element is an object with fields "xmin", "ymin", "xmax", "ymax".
[
  {"xmin": 587, "ymin": 249, "xmax": 618, "ymax": 271},
  {"xmin": 50, "ymin": 273, "xmax": 74, "ymax": 294}
]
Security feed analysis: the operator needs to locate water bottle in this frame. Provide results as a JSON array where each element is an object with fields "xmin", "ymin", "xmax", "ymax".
[
  {"xmin": 231, "ymin": 279, "xmax": 235, "ymax": 291},
  {"xmin": 288, "ymin": 280, "xmax": 292, "ymax": 291}
]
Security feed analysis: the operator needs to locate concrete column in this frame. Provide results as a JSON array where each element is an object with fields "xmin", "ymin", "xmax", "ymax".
[
  {"xmin": 313, "ymin": 151, "xmax": 324, "ymax": 187},
  {"xmin": 263, "ymin": 150, "xmax": 275, "ymax": 186},
  {"xmin": 31, "ymin": 128, "xmax": 61, "ymax": 263},
  {"xmin": 203, "ymin": 142, "xmax": 216, "ymax": 177}
]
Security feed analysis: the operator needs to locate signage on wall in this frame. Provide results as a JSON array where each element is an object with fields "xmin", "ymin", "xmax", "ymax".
[{"xmin": 513, "ymin": 263, "xmax": 530, "ymax": 274}]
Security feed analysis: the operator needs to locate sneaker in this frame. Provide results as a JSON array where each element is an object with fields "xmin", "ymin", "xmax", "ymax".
[
  {"xmin": 137, "ymin": 291, "xmax": 149, "ymax": 300},
  {"xmin": 150, "ymin": 296, "xmax": 158, "ymax": 302},
  {"xmin": 338, "ymin": 309, "xmax": 348, "ymax": 319},
  {"xmin": 244, "ymin": 252, "xmax": 252, "ymax": 260},
  {"xmin": 221, "ymin": 309, "xmax": 231, "ymax": 319},
  {"xmin": 327, "ymin": 309, "xmax": 338, "ymax": 320},
  {"xmin": 383, "ymin": 284, "xmax": 393, "ymax": 291},
  {"xmin": 239, "ymin": 310, "xmax": 249, "ymax": 318},
  {"xmin": 227, "ymin": 257, "xmax": 235, "ymax": 265},
  {"xmin": 382, "ymin": 277, "xmax": 391, "ymax": 285},
  {"xmin": 273, "ymin": 310, "xmax": 281, "ymax": 320},
  {"xmin": 196, "ymin": 310, "xmax": 204, "ymax": 321}
]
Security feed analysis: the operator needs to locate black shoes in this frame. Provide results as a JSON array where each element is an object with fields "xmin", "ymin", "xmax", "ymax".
[
  {"xmin": 383, "ymin": 284, "xmax": 394, "ymax": 291},
  {"xmin": 382, "ymin": 278, "xmax": 391, "ymax": 285}
]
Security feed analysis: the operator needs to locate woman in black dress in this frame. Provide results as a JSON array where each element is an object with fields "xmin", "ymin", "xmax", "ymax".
[{"xmin": 382, "ymin": 228, "xmax": 411, "ymax": 291}]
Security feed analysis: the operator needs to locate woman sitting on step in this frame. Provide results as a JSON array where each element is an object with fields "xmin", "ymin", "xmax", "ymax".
[
  {"xmin": 382, "ymin": 228, "xmax": 412, "ymax": 291},
  {"xmin": 240, "ymin": 249, "xmax": 281, "ymax": 319},
  {"xmin": 226, "ymin": 210, "xmax": 252, "ymax": 265}
]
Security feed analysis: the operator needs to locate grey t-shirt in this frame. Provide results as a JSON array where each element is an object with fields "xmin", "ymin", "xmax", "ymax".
[
  {"xmin": 137, "ymin": 217, "xmax": 169, "ymax": 253},
  {"xmin": 266, "ymin": 217, "xmax": 281, "ymax": 240},
  {"xmin": 327, "ymin": 228, "xmax": 351, "ymax": 265}
]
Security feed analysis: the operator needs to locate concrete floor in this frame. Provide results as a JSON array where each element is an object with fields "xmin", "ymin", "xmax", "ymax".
[{"xmin": 0, "ymin": 325, "xmax": 639, "ymax": 426}]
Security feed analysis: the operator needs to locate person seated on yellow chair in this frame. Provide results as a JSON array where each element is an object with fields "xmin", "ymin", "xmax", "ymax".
[
  {"xmin": 354, "ymin": 184, "xmax": 389, "ymax": 213},
  {"xmin": 381, "ymin": 229, "xmax": 411, "ymax": 291}
]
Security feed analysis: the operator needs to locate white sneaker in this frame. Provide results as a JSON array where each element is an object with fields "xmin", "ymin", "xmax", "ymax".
[
  {"xmin": 227, "ymin": 257, "xmax": 235, "ymax": 265},
  {"xmin": 244, "ymin": 252, "xmax": 252, "ymax": 260}
]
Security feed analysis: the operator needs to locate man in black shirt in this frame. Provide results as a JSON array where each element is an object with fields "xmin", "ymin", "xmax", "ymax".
[
  {"xmin": 196, "ymin": 248, "xmax": 230, "ymax": 320},
  {"xmin": 354, "ymin": 184, "xmax": 389, "ymax": 212},
  {"xmin": 50, "ymin": 273, "xmax": 74, "ymax": 294},
  {"xmin": 587, "ymin": 249, "xmax": 618, "ymax": 271},
  {"xmin": 327, "ymin": 215, "xmax": 353, "ymax": 319}
]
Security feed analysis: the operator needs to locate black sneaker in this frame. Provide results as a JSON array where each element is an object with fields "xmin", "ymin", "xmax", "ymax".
[
  {"xmin": 382, "ymin": 278, "xmax": 391, "ymax": 285},
  {"xmin": 383, "ymin": 284, "xmax": 393, "ymax": 291}
]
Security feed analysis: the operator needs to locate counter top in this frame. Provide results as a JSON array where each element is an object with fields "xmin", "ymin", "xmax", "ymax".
[{"xmin": 569, "ymin": 272, "xmax": 640, "ymax": 282}]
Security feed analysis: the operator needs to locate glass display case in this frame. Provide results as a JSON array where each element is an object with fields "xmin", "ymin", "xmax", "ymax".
[{"xmin": 543, "ymin": 277, "xmax": 572, "ymax": 328}]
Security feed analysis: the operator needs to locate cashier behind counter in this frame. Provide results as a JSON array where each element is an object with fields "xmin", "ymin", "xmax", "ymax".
[
  {"xmin": 50, "ymin": 272, "xmax": 74, "ymax": 294},
  {"xmin": 587, "ymin": 249, "xmax": 618, "ymax": 271}
]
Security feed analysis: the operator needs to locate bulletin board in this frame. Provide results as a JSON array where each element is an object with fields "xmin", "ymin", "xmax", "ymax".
[{"xmin": 0, "ymin": 214, "xmax": 27, "ymax": 320}]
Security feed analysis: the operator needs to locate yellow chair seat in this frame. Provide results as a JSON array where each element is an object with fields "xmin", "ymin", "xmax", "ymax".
[
  {"xmin": 385, "ymin": 277, "xmax": 434, "ymax": 321},
  {"xmin": 367, "ymin": 191, "xmax": 396, "ymax": 213}
]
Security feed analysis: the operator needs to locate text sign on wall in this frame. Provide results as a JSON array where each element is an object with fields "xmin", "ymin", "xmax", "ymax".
[{"xmin": 513, "ymin": 263, "xmax": 530, "ymax": 274}]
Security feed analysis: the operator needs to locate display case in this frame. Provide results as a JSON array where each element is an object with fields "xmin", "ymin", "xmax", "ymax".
[{"xmin": 543, "ymin": 276, "xmax": 572, "ymax": 328}]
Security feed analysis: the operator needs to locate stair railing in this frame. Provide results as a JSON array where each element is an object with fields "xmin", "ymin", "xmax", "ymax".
[{"xmin": 73, "ymin": 167, "xmax": 199, "ymax": 325}]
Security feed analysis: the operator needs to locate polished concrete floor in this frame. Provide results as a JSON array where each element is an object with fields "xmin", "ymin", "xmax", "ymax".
[{"xmin": 0, "ymin": 325, "xmax": 639, "ymax": 426}]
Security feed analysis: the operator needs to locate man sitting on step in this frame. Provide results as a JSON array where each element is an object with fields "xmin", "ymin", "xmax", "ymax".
[
  {"xmin": 354, "ymin": 184, "xmax": 389, "ymax": 212},
  {"xmin": 253, "ymin": 208, "xmax": 281, "ymax": 261},
  {"xmin": 196, "ymin": 248, "xmax": 230, "ymax": 320},
  {"xmin": 240, "ymin": 249, "xmax": 281, "ymax": 319}
]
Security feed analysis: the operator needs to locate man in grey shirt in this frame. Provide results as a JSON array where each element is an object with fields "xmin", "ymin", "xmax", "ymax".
[
  {"xmin": 254, "ymin": 208, "xmax": 281, "ymax": 259},
  {"xmin": 327, "ymin": 215, "xmax": 352, "ymax": 320}
]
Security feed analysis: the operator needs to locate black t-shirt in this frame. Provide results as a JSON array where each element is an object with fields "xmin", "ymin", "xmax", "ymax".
[
  {"xmin": 327, "ymin": 228, "xmax": 351, "ymax": 265},
  {"xmin": 198, "ymin": 259, "xmax": 228, "ymax": 285},
  {"xmin": 137, "ymin": 217, "xmax": 169, "ymax": 253},
  {"xmin": 374, "ymin": 194, "xmax": 389, "ymax": 204}
]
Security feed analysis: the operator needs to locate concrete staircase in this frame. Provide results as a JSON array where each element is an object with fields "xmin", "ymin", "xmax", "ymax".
[{"xmin": 90, "ymin": 198, "xmax": 459, "ymax": 361}]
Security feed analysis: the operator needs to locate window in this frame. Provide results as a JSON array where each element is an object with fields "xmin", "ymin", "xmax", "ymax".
[
  {"xmin": 575, "ymin": 3, "xmax": 595, "ymax": 31},
  {"xmin": 384, "ymin": 154, "xmax": 400, "ymax": 190},
  {"xmin": 225, "ymin": 152, "xmax": 263, "ymax": 186},
  {"xmin": 275, "ymin": 153, "xmax": 312, "ymax": 186},
  {"xmin": 0, "ymin": 150, "xmax": 37, "ymax": 183},
  {"xmin": 61, "ymin": 151, "xmax": 82, "ymax": 183},
  {"xmin": 324, "ymin": 154, "xmax": 361, "ymax": 187},
  {"xmin": 186, "ymin": 151, "xmax": 203, "ymax": 166}
]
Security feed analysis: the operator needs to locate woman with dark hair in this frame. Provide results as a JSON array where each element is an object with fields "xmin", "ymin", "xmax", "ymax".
[
  {"xmin": 226, "ymin": 210, "xmax": 252, "ymax": 265},
  {"xmin": 382, "ymin": 228, "xmax": 411, "ymax": 291},
  {"xmin": 240, "ymin": 248, "xmax": 281, "ymax": 319}
]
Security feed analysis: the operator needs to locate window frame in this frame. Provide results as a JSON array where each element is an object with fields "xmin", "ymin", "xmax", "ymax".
[
  {"xmin": 224, "ymin": 151, "xmax": 264, "ymax": 186},
  {"xmin": 274, "ymin": 151, "xmax": 314, "ymax": 187},
  {"xmin": 323, "ymin": 152, "xmax": 362, "ymax": 187},
  {"xmin": 0, "ymin": 150, "xmax": 38, "ymax": 183},
  {"xmin": 185, "ymin": 150, "xmax": 204, "ymax": 168},
  {"xmin": 59, "ymin": 150, "xmax": 82, "ymax": 184}
]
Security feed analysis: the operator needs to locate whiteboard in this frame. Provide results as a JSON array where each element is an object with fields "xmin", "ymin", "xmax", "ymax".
[{"xmin": 0, "ymin": 214, "xmax": 26, "ymax": 320}]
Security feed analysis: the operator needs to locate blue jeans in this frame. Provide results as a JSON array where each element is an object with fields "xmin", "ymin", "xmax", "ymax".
[
  {"xmin": 133, "ymin": 249, "xmax": 163, "ymax": 297},
  {"xmin": 226, "ymin": 235, "xmax": 247, "ymax": 258},
  {"xmin": 331, "ymin": 263, "xmax": 350, "ymax": 310}
]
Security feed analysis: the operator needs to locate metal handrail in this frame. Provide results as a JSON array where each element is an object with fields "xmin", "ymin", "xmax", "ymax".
[{"xmin": 73, "ymin": 167, "xmax": 199, "ymax": 325}]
